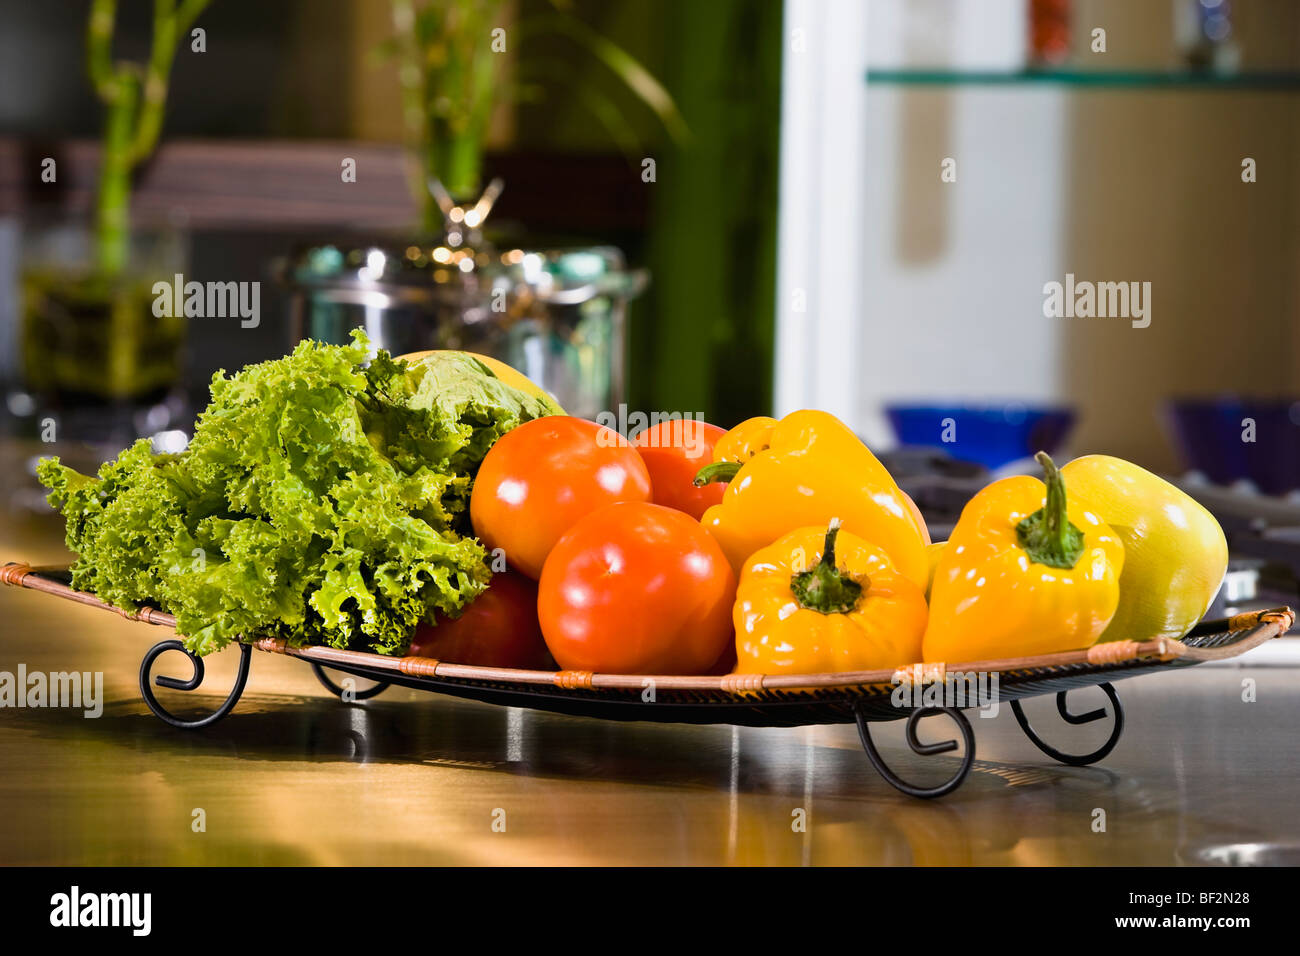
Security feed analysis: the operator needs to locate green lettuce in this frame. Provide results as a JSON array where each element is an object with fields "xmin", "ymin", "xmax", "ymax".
[{"xmin": 38, "ymin": 334, "xmax": 555, "ymax": 656}]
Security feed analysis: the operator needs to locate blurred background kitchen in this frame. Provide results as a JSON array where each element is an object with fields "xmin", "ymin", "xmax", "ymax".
[{"xmin": 1, "ymin": 0, "xmax": 1299, "ymax": 624}]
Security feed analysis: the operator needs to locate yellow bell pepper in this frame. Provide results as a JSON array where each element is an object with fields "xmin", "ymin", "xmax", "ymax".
[
  {"xmin": 695, "ymin": 410, "xmax": 931, "ymax": 590},
  {"xmin": 734, "ymin": 520, "xmax": 928, "ymax": 675},
  {"xmin": 713, "ymin": 415, "xmax": 776, "ymax": 464},
  {"xmin": 923, "ymin": 452, "xmax": 1124, "ymax": 663},
  {"xmin": 924, "ymin": 540, "xmax": 947, "ymax": 600},
  {"xmin": 1061, "ymin": 455, "xmax": 1228, "ymax": 641}
]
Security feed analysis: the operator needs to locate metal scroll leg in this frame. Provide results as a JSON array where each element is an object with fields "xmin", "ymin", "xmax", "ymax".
[
  {"xmin": 139, "ymin": 639, "xmax": 251, "ymax": 730},
  {"xmin": 310, "ymin": 663, "xmax": 391, "ymax": 701},
  {"xmin": 1010, "ymin": 682, "xmax": 1125, "ymax": 767},
  {"xmin": 855, "ymin": 705, "xmax": 976, "ymax": 799}
]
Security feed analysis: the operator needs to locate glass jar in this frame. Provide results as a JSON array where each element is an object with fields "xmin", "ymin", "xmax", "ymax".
[{"xmin": 12, "ymin": 219, "xmax": 189, "ymax": 454}]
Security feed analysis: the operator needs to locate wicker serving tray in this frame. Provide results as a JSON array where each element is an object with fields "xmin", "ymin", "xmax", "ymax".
[{"xmin": 4, "ymin": 560, "xmax": 1292, "ymax": 798}]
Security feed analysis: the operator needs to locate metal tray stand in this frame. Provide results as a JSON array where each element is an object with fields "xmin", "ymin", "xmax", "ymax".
[{"xmin": 4, "ymin": 562, "xmax": 1292, "ymax": 799}]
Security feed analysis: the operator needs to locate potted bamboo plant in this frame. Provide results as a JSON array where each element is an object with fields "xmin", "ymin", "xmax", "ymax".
[
  {"xmin": 20, "ymin": 0, "xmax": 208, "ymax": 431},
  {"xmin": 387, "ymin": 0, "xmax": 687, "ymax": 227},
  {"xmin": 283, "ymin": 0, "xmax": 684, "ymax": 419}
]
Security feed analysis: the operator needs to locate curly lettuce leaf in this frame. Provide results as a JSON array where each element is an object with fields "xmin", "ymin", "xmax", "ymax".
[{"xmin": 39, "ymin": 333, "xmax": 551, "ymax": 656}]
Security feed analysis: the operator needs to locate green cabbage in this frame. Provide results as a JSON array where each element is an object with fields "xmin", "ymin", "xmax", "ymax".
[{"xmin": 38, "ymin": 334, "xmax": 555, "ymax": 656}]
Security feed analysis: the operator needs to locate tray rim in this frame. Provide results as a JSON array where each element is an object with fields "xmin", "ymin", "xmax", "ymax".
[{"xmin": 4, "ymin": 560, "xmax": 1292, "ymax": 699}]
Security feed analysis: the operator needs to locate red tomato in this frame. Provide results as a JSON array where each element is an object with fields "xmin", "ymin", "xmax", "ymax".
[
  {"xmin": 632, "ymin": 418, "xmax": 727, "ymax": 520},
  {"xmin": 537, "ymin": 501, "xmax": 736, "ymax": 674},
  {"xmin": 470, "ymin": 416, "xmax": 652, "ymax": 579},
  {"xmin": 409, "ymin": 571, "xmax": 554, "ymax": 670},
  {"xmin": 705, "ymin": 642, "xmax": 738, "ymax": 676}
]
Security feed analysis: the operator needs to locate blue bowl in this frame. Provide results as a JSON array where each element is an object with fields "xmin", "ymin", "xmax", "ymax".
[
  {"xmin": 885, "ymin": 403, "xmax": 1076, "ymax": 470},
  {"xmin": 1168, "ymin": 398, "xmax": 1300, "ymax": 495}
]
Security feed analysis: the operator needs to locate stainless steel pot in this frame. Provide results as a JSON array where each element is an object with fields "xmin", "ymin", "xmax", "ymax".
[{"xmin": 279, "ymin": 224, "xmax": 646, "ymax": 420}]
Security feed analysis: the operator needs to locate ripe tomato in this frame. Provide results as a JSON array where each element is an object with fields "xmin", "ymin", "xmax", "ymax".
[
  {"xmin": 470, "ymin": 416, "xmax": 652, "ymax": 579},
  {"xmin": 537, "ymin": 501, "xmax": 737, "ymax": 674},
  {"xmin": 409, "ymin": 571, "xmax": 554, "ymax": 669},
  {"xmin": 632, "ymin": 418, "xmax": 727, "ymax": 520}
]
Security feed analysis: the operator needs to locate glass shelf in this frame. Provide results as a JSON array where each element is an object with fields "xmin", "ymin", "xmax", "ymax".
[{"xmin": 865, "ymin": 68, "xmax": 1300, "ymax": 90}]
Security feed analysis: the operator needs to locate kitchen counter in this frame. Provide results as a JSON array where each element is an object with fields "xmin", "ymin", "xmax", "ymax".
[{"xmin": 2, "ymin": 479, "xmax": 1298, "ymax": 866}]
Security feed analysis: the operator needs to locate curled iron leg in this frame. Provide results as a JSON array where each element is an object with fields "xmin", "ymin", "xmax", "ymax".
[
  {"xmin": 1010, "ymin": 682, "xmax": 1124, "ymax": 767},
  {"xmin": 855, "ymin": 704, "xmax": 976, "ymax": 799},
  {"xmin": 310, "ymin": 663, "xmax": 390, "ymax": 701},
  {"xmin": 139, "ymin": 639, "xmax": 251, "ymax": 729}
]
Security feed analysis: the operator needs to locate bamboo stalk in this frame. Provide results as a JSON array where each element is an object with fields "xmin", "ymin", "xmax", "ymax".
[
  {"xmin": 94, "ymin": 71, "xmax": 138, "ymax": 277},
  {"xmin": 390, "ymin": 0, "xmax": 439, "ymax": 232},
  {"xmin": 87, "ymin": 0, "xmax": 119, "ymax": 98},
  {"xmin": 86, "ymin": 0, "xmax": 211, "ymax": 280}
]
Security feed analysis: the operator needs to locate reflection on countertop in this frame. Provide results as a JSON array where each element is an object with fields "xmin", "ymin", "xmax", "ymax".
[{"xmin": 1, "ymin": 453, "xmax": 1298, "ymax": 865}]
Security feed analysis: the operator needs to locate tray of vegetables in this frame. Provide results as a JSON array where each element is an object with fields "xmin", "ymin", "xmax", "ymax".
[{"xmin": 7, "ymin": 336, "xmax": 1293, "ymax": 798}]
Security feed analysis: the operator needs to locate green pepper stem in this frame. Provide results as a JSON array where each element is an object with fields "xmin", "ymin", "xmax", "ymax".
[
  {"xmin": 1016, "ymin": 451, "xmax": 1085, "ymax": 570},
  {"xmin": 1038, "ymin": 451, "xmax": 1068, "ymax": 555},
  {"xmin": 693, "ymin": 460, "xmax": 741, "ymax": 486},
  {"xmin": 790, "ymin": 518, "xmax": 864, "ymax": 615}
]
